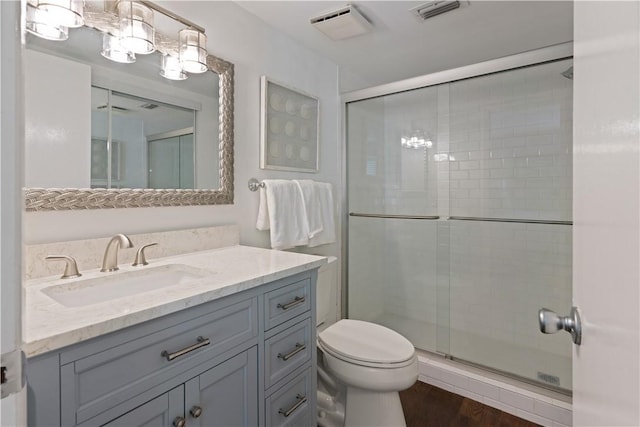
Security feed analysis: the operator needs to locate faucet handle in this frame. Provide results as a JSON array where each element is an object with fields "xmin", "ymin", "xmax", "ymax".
[
  {"xmin": 46, "ymin": 255, "xmax": 82, "ymax": 279},
  {"xmin": 132, "ymin": 243, "xmax": 158, "ymax": 267}
]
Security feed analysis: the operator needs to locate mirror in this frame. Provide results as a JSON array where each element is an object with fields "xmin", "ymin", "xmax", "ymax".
[
  {"xmin": 89, "ymin": 87, "xmax": 199, "ymax": 190},
  {"xmin": 23, "ymin": 6, "xmax": 234, "ymax": 211}
]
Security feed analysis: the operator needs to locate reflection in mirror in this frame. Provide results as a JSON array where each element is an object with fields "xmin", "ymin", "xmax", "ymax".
[
  {"xmin": 90, "ymin": 88, "xmax": 196, "ymax": 189},
  {"xmin": 23, "ymin": 3, "xmax": 234, "ymax": 210},
  {"xmin": 25, "ymin": 25, "xmax": 219, "ymax": 191}
]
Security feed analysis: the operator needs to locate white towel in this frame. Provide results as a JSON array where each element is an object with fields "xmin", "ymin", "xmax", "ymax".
[
  {"xmin": 294, "ymin": 181, "xmax": 335, "ymax": 248},
  {"xmin": 293, "ymin": 180, "xmax": 323, "ymax": 238},
  {"xmin": 256, "ymin": 179, "xmax": 310, "ymax": 250},
  {"xmin": 256, "ymin": 186, "xmax": 270, "ymax": 231},
  {"xmin": 309, "ymin": 182, "xmax": 336, "ymax": 247}
]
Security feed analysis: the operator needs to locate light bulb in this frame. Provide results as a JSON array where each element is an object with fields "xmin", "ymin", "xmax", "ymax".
[
  {"xmin": 179, "ymin": 28, "xmax": 208, "ymax": 74},
  {"xmin": 36, "ymin": 0, "xmax": 84, "ymax": 28},
  {"xmin": 118, "ymin": 1, "xmax": 155, "ymax": 55}
]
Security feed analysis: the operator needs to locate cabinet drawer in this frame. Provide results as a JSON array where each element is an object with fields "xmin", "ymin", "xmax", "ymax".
[
  {"xmin": 265, "ymin": 317, "xmax": 312, "ymax": 389},
  {"xmin": 62, "ymin": 297, "xmax": 257, "ymax": 425},
  {"xmin": 265, "ymin": 369, "xmax": 313, "ymax": 427},
  {"xmin": 264, "ymin": 279, "xmax": 310, "ymax": 330}
]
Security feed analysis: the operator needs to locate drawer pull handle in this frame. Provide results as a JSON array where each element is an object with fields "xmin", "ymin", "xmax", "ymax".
[
  {"xmin": 173, "ymin": 416, "xmax": 186, "ymax": 427},
  {"xmin": 162, "ymin": 336, "xmax": 210, "ymax": 361},
  {"xmin": 278, "ymin": 394, "xmax": 307, "ymax": 418},
  {"xmin": 277, "ymin": 296, "xmax": 305, "ymax": 310},
  {"xmin": 278, "ymin": 343, "xmax": 306, "ymax": 361}
]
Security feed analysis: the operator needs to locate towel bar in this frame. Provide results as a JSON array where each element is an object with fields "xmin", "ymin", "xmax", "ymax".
[{"xmin": 248, "ymin": 178, "xmax": 266, "ymax": 192}]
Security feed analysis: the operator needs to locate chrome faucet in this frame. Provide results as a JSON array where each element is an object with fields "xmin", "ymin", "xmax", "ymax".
[{"xmin": 101, "ymin": 234, "xmax": 134, "ymax": 272}]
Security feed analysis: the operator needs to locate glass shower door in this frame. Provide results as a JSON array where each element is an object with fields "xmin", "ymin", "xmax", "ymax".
[
  {"xmin": 346, "ymin": 57, "xmax": 573, "ymax": 391},
  {"xmin": 446, "ymin": 59, "xmax": 574, "ymax": 389},
  {"xmin": 347, "ymin": 85, "xmax": 444, "ymax": 354},
  {"xmin": 148, "ymin": 132, "xmax": 195, "ymax": 189}
]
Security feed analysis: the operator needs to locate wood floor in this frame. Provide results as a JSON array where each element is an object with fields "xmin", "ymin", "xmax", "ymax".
[{"xmin": 399, "ymin": 381, "xmax": 541, "ymax": 427}]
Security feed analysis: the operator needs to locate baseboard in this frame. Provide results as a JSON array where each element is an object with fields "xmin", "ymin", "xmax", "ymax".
[{"xmin": 417, "ymin": 350, "xmax": 572, "ymax": 427}]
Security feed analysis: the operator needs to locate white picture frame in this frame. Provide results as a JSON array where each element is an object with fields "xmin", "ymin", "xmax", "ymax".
[{"xmin": 260, "ymin": 76, "xmax": 319, "ymax": 173}]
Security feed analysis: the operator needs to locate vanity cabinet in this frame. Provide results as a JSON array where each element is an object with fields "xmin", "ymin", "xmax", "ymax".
[
  {"xmin": 102, "ymin": 386, "xmax": 183, "ymax": 427},
  {"xmin": 27, "ymin": 270, "xmax": 317, "ymax": 427},
  {"xmin": 100, "ymin": 348, "xmax": 258, "ymax": 427}
]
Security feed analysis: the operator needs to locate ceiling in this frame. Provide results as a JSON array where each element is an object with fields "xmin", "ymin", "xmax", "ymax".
[{"xmin": 237, "ymin": 1, "xmax": 573, "ymax": 92}]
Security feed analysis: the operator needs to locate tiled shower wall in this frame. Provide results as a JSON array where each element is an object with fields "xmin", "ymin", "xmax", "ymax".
[
  {"xmin": 348, "ymin": 58, "xmax": 573, "ymax": 390},
  {"xmin": 448, "ymin": 60, "xmax": 573, "ymax": 221}
]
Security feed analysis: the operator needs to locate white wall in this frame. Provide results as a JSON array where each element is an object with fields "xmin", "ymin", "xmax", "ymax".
[
  {"xmin": 1, "ymin": 1, "xmax": 26, "ymax": 425},
  {"xmin": 24, "ymin": 1, "xmax": 341, "ymax": 259},
  {"xmin": 24, "ymin": 50, "xmax": 91, "ymax": 188}
]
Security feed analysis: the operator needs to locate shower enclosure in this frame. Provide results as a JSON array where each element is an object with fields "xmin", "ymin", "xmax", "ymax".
[{"xmin": 346, "ymin": 46, "xmax": 573, "ymax": 391}]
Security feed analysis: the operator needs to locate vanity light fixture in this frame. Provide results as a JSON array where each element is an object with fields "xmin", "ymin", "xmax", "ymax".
[
  {"xmin": 35, "ymin": 0, "xmax": 84, "ymax": 28},
  {"xmin": 25, "ymin": 0, "xmax": 210, "ymax": 80},
  {"xmin": 26, "ymin": 2, "xmax": 69, "ymax": 41},
  {"xmin": 118, "ymin": 1, "xmax": 155, "ymax": 55},
  {"xmin": 179, "ymin": 28, "xmax": 208, "ymax": 74},
  {"xmin": 160, "ymin": 54, "xmax": 187, "ymax": 80},
  {"xmin": 101, "ymin": 33, "xmax": 136, "ymax": 63}
]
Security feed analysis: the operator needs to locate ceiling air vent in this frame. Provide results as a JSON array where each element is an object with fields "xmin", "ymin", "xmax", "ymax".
[
  {"xmin": 310, "ymin": 4, "xmax": 372, "ymax": 41},
  {"xmin": 97, "ymin": 105, "xmax": 129, "ymax": 112},
  {"xmin": 411, "ymin": 1, "xmax": 461, "ymax": 21},
  {"xmin": 140, "ymin": 103, "xmax": 159, "ymax": 110}
]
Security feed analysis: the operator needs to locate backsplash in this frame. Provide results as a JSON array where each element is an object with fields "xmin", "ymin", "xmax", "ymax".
[{"xmin": 25, "ymin": 225, "xmax": 239, "ymax": 280}]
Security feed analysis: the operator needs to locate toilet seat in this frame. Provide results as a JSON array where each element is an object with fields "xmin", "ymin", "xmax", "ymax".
[{"xmin": 318, "ymin": 319, "xmax": 415, "ymax": 368}]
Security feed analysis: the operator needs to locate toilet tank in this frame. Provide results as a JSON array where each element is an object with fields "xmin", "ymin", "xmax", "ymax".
[{"xmin": 316, "ymin": 256, "xmax": 338, "ymax": 331}]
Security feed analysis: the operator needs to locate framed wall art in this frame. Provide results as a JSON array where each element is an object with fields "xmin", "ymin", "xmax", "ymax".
[{"xmin": 260, "ymin": 76, "xmax": 319, "ymax": 172}]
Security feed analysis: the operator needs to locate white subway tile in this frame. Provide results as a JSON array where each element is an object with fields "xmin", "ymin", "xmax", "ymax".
[
  {"xmin": 490, "ymin": 168, "xmax": 514, "ymax": 179},
  {"xmin": 460, "ymin": 160, "xmax": 479, "ymax": 170},
  {"xmin": 515, "ymin": 168, "xmax": 540, "ymax": 178},
  {"xmin": 451, "ymin": 170, "xmax": 469, "ymax": 180}
]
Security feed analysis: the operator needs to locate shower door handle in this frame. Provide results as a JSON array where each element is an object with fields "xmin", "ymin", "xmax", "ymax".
[{"xmin": 538, "ymin": 306, "xmax": 582, "ymax": 345}]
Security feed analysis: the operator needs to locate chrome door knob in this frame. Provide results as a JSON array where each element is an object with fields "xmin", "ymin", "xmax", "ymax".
[
  {"xmin": 173, "ymin": 416, "xmax": 186, "ymax": 427},
  {"xmin": 538, "ymin": 306, "xmax": 582, "ymax": 345}
]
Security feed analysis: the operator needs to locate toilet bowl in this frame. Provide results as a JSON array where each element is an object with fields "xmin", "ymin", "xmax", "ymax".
[
  {"xmin": 315, "ymin": 257, "xmax": 418, "ymax": 426},
  {"xmin": 317, "ymin": 319, "xmax": 418, "ymax": 427}
]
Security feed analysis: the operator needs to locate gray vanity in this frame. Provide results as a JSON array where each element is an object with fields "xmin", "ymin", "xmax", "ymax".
[{"xmin": 25, "ymin": 246, "xmax": 323, "ymax": 427}]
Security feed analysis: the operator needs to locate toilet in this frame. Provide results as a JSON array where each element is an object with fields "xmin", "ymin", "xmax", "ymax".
[{"xmin": 316, "ymin": 257, "xmax": 418, "ymax": 427}]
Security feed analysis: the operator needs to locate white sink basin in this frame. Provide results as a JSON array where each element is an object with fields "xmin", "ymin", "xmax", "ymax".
[{"xmin": 42, "ymin": 264, "xmax": 212, "ymax": 307}]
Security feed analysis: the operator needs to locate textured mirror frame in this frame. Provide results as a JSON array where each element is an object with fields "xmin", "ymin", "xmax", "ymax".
[{"xmin": 24, "ymin": 54, "xmax": 234, "ymax": 211}]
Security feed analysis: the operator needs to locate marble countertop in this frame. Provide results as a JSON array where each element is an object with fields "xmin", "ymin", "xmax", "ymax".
[{"xmin": 23, "ymin": 245, "xmax": 326, "ymax": 358}]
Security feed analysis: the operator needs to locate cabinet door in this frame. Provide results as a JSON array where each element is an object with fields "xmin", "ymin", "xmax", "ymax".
[
  {"xmin": 102, "ymin": 386, "xmax": 184, "ymax": 427},
  {"xmin": 185, "ymin": 347, "xmax": 258, "ymax": 427}
]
